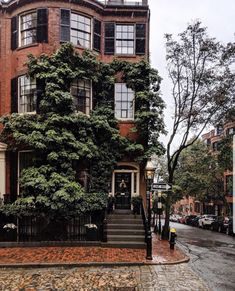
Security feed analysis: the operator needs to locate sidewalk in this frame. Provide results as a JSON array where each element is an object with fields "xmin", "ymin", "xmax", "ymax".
[{"xmin": 0, "ymin": 233, "xmax": 189, "ymax": 267}]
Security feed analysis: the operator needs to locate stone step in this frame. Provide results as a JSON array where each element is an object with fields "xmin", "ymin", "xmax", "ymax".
[
  {"xmin": 112, "ymin": 210, "xmax": 132, "ymax": 214},
  {"xmin": 107, "ymin": 224, "xmax": 143, "ymax": 230},
  {"xmin": 107, "ymin": 235, "xmax": 145, "ymax": 242},
  {"xmin": 107, "ymin": 219, "xmax": 143, "ymax": 224},
  {"xmin": 103, "ymin": 241, "xmax": 146, "ymax": 249},
  {"xmin": 107, "ymin": 229, "xmax": 145, "ymax": 236},
  {"xmin": 108, "ymin": 214, "xmax": 142, "ymax": 220}
]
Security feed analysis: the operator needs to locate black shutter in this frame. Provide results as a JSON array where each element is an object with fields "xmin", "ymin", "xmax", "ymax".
[
  {"xmin": 11, "ymin": 16, "xmax": 18, "ymax": 50},
  {"xmin": 11, "ymin": 77, "xmax": 18, "ymax": 113},
  {"xmin": 93, "ymin": 19, "xmax": 101, "ymax": 52},
  {"xmin": 36, "ymin": 79, "xmax": 45, "ymax": 113},
  {"xmin": 61, "ymin": 9, "xmax": 70, "ymax": 42},
  {"xmin": 37, "ymin": 9, "xmax": 48, "ymax": 43},
  {"xmin": 104, "ymin": 23, "xmax": 115, "ymax": 55},
  {"xmin": 9, "ymin": 151, "xmax": 18, "ymax": 202},
  {"xmin": 136, "ymin": 24, "xmax": 146, "ymax": 55}
]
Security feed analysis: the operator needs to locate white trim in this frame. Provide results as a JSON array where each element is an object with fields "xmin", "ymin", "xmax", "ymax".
[
  {"xmin": 112, "ymin": 162, "xmax": 140, "ymax": 200},
  {"xmin": 0, "ymin": 144, "xmax": 7, "ymax": 199}
]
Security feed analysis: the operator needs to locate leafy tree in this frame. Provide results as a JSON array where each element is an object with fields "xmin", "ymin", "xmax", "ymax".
[
  {"xmin": 162, "ymin": 21, "xmax": 235, "ymax": 238},
  {"xmin": 217, "ymin": 135, "xmax": 233, "ymax": 172},
  {"xmin": 0, "ymin": 43, "xmax": 165, "ymax": 219},
  {"xmin": 174, "ymin": 139, "xmax": 225, "ymax": 206}
]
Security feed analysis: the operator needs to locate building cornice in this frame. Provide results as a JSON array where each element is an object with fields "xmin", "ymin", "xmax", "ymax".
[{"xmin": 0, "ymin": 0, "xmax": 149, "ymax": 16}]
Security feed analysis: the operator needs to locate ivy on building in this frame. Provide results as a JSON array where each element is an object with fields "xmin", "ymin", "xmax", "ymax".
[{"xmin": 0, "ymin": 43, "xmax": 165, "ymax": 219}]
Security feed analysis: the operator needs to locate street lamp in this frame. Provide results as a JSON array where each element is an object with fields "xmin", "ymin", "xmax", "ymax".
[{"xmin": 145, "ymin": 160, "xmax": 156, "ymax": 260}]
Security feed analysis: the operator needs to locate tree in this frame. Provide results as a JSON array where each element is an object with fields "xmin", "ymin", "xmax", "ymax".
[
  {"xmin": 162, "ymin": 21, "xmax": 235, "ymax": 238},
  {"xmin": 0, "ymin": 43, "xmax": 165, "ymax": 220},
  {"xmin": 174, "ymin": 139, "xmax": 225, "ymax": 206}
]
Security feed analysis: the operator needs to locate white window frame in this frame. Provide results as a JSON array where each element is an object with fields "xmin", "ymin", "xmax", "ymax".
[
  {"xmin": 114, "ymin": 83, "xmax": 135, "ymax": 120},
  {"xmin": 70, "ymin": 11, "xmax": 92, "ymax": 49},
  {"xmin": 71, "ymin": 79, "xmax": 92, "ymax": 115},
  {"xmin": 19, "ymin": 10, "xmax": 37, "ymax": 47},
  {"xmin": 115, "ymin": 23, "xmax": 135, "ymax": 55},
  {"xmin": 18, "ymin": 75, "xmax": 36, "ymax": 114}
]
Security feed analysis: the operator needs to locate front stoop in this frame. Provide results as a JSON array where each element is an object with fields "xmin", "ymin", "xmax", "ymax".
[{"xmin": 104, "ymin": 210, "xmax": 146, "ymax": 249}]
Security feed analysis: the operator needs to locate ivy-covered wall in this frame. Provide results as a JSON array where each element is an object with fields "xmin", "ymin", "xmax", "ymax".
[{"xmin": 0, "ymin": 44, "xmax": 165, "ymax": 219}]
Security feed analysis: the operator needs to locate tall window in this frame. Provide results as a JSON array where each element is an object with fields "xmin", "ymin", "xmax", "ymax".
[
  {"xmin": 71, "ymin": 79, "xmax": 91, "ymax": 115},
  {"xmin": 20, "ymin": 11, "xmax": 37, "ymax": 46},
  {"xmin": 18, "ymin": 76, "xmax": 36, "ymax": 113},
  {"xmin": 116, "ymin": 24, "xmax": 134, "ymax": 55},
  {"xmin": 71, "ymin": 13, "xmax": 91, "ymax": 48},
  {"xmin": 115, "ymin": 83, "xmax": 134, "ymax": 119},
  {"xmin": 11, "ymin": 9, "xmax": 48, "ymax": 50},
  {"xmin": 104, "ymin": 23, "xmax": 146, "ymax": 55}
]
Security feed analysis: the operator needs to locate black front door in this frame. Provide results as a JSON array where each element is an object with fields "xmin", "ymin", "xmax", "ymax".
[{"xmin": 115, "ymin": 173, "xmax": 131, "ymax": 209}]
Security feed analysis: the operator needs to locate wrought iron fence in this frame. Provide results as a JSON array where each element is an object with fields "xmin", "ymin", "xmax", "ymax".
[{"xmin": 0, "ymin": 210, "xmax": 106, "ymax": 243}]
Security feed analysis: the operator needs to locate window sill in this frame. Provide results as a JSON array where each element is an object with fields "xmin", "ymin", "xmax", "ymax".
[
  {"xmin": 16, "ymin": 43, "xmax": 39, "ymax": 51},
  {"xmin": 117, "ymin": 119, "xmax": 135, "ymax": 123},
  {"xmin": 18, "ymin": 111, "xmax": 36, "ymax": 115}
]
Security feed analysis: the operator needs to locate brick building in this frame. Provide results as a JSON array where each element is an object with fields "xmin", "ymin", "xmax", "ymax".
[
  {"xmin": 0, "ymin": 0, "xmax": 150, "ymax": 211},
  {"xmin": 173, "ymin": 121, "xmax": 234, "ymax": 217},
  {"xmin": 202, "ymin": 122, "xmax": 235, "ymax": 216}
]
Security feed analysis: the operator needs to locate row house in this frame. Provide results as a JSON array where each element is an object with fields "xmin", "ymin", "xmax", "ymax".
[{"xmin": 0, "ymin": 0, "xmax": 150, "ymax": 212}]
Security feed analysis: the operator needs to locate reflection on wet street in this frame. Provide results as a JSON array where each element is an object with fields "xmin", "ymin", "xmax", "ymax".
[{"xmin": 171, "ymin": 222, "xmax": 235, "ymax": 291}]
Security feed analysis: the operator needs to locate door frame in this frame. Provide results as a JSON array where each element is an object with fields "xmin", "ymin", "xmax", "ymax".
[{"xmin": 111, "ymin": 163, "xmax": 140, "ymax": 202}]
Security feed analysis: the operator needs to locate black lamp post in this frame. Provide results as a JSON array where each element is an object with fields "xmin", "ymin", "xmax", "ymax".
[
  {"xmin": 158, "ymin": 191, "xmax": 162, "ymax": 235},
  {"xmin": 145, "ymin": 160, "xmax": 155, "ymax": 260}
]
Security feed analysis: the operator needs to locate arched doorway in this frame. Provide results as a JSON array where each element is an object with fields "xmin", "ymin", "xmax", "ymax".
[{"xmin": 112, "ymin": 163, "xmax": 140, "ymax": 210}]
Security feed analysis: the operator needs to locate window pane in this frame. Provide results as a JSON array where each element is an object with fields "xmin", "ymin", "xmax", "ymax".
[
  {"xmin": 20, "ymin": 12, "xmax": 37, "ymax": 46},
  {"xmin": 115, "ymin": 83, "xmax": 134, "ymax": 119},
  {"xmin": 70, "ymin": 13, "xmax": 91, "ymax": 49},
  {"xmin": 71, "ymin": 79, "xmax": 91, "ymax": 115},
  {"xmin": 18, "ymin": 75, "xmax": 36, "ymax": 113}
]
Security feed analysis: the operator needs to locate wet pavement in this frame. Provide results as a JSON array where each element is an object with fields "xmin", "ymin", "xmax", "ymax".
[
  {"xmin": 0, "ymin": 264, "xmax": 210, "ymax": 290},
  {"xmin": 171, "ymin": 222, "xmax": 235, "ymax": 291}
]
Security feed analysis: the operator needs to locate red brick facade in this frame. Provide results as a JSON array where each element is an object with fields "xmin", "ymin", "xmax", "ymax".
[{"xmin": 0, "ymin": 0, "xmax": 150, "ymax": 202}]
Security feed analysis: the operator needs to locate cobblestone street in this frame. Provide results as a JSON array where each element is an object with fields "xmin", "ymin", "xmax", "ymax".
[{"xmin": 0, "ymin": 264, "xmax": 210, "ymax": 291}]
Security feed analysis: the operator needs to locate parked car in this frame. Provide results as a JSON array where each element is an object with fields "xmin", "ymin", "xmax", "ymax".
[
  {"xmin": 198, "ymin": 215, "xmax": 217, "ymax": 229},
  {"xmin": 178, "ymin": 215, "xmax": 186, "ymax": 224},
  {"xmin": 191, "ymin": 216, "xmax": 201, "ymax": 227},
  {"xmin": 185, "ymin": 215, "xmax": 197, "ymax": 226},
  {"xmin": 226, "ymin": 217, "xmax": 234, "ymax": 236},
  {"xmin": 211, "ymin": 216, "xmax": 228, "ymax": 232},
  {"xmin": 170, "ymin": 214, "xmax": 180, "ymax": 222}
]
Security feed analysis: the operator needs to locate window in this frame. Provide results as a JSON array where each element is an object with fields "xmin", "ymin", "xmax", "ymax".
[
  {"xmin": 60, "ymin": 10, "xmax": 92, "ymax": 49},
  {"xmin": 104, "ymin": 22, "xmax": 146, "ymax": 55},
  {"xmin": 71, "ymin": 13, "xmax": 91, "ymax": 48},
  {"xmin": 227, "ymin": 127, "xmax": 235, "ymax": 135},
  {"xmin": 116, "ymin": 24, "xmax": 134, "ymax": 55},
  {"xmin": 20, "ymin": 11, "xmax": 37, "ymax": 46},
  {"xmin": 71, "ymin": 79, "xmax": 91, "ymax": 115},
  {"xmin": 18, "ymin": 76, "xmax": 37, "ymax": 113},
  {"xmin": 93, "ymin": 19, "xmax": 101, "ymax": 52},
  {"xmin": 115, "ymin": 83, "xmax": 134, "ymax": 119},
  {"xmin": 11, "ymin": 9, "xmax": 48, "ymax": 50}
]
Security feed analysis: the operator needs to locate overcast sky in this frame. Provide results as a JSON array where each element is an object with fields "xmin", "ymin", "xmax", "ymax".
[{"xmin": 148, "ymin": 0, "xmax": 235, "ymax": 146}]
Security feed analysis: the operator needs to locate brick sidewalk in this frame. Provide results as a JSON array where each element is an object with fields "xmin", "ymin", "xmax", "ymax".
[{"xmin": 0, "ymin": 233, "xmax": 188, "ymax": 266}]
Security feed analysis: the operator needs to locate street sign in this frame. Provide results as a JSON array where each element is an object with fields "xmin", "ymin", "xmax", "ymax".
[{"xmin": 151, "ymin": 182, "xmax": 172, "ymax": 191}]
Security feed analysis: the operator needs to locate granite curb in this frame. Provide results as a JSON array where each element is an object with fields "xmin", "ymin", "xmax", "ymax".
[{"xmin": 0, "ymin": 254, "xmax": 190, "ymax": 269}]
